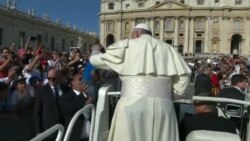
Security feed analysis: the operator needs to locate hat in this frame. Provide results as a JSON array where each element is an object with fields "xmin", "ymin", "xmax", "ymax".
[
  {"xmin": 29, "ymin": 75, "xmax": 42, "ymax": 84},
  {"xmin": 134, "ymin": 23, "xmax": 152, "ymax": 32},
  {"xmin": 14, "ymin": 75, "xmax": 26, "ymax": 84},
  {"xmin": 41, "ymin": 60, "xmax": 48, "ymax": 66}
]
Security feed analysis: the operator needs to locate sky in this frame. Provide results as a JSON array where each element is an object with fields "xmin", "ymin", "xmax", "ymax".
[{"xmin": 0, "ymin": 0, "xmax": 100, "ymax": 35}]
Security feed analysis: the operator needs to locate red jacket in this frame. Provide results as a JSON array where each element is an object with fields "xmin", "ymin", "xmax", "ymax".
[{"xmin": 211, "ymin": 72, "xmax": 221, "ymax": 96}]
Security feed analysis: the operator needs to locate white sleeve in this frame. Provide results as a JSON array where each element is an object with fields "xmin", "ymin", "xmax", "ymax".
[
  {"xmin": 0, "ymin": 77, "xmax": 8, "ymax": 83},
  {"xmin": 173, "ymin": 74, "xmax": 190, "ymax": 96},
  {"xmin": 90, "ymin": 54, "xmax": 111, "ymax": 70}
]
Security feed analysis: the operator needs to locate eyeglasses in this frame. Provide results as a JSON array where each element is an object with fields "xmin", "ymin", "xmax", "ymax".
[{"xmin": 48, "ymin": 77, "xmax": 57, "ymax": 81}]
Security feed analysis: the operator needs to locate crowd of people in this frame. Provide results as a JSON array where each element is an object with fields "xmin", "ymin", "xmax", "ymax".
[
  {"xmin": 0, "ymin": 37, "xmax": 111, "ymax": 140},
  {"xmin": 187, "ymin": 55, "xmax": 250, "ymax": 99},
  {"xmin": 1, "ymin": 23, "xmax": 249, "ymax": 141},
  {"xmin": 181, "ymin": 54, "xmax": 250, "ymax": 141}
]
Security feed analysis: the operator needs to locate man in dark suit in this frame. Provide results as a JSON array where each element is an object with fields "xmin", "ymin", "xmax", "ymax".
[
  {"xmin": 34, "ymin": 68, "xmax": 70, "ymax": 134},
  {"xmin": 59, "ymin": 73, "xmax": 88, "ymax": 127},
  {"xmin": 179, "ymin": 93, "xmax": 238, "ymax": 141},
  {"xmin": 219, "ymin": 74, "xmax": 246, "ymax": 100},
  {"xmin": 194, "ymin": 65, "xmax": 212, "ymax": 95},
  {"xmin": 59, "ymin": 73, "xmax": 88, "ymax": 141}
]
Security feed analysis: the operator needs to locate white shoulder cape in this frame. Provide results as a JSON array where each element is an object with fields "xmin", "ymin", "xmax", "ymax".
[{"xmin": 90, "ymin": 35, "xmax": 191, "ymax": 76}]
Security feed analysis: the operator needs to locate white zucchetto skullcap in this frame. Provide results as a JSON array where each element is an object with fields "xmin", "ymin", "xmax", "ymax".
[{"xmin": 134, "ymin": 23, "xmax": 152, "ymax": 32}]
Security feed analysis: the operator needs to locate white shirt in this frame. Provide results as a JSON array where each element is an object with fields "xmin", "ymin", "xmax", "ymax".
[
  {"xmin": 73, "ymin": 89, "xmax": 87, "ymax": 98},
  {"xmin": 22, "ymin": 66, "xmax": 41, "ymax": 84},
  {"xmin": 50, "ymin": 85, "xmax": 63, "ymax": 97},
  {"xmin": 0, "ymin": 77, "xmax": 9, "ymax": 83}
]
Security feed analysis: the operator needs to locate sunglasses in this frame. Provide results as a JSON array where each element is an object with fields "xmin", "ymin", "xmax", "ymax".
[{"xmin": 48, "ymin": 77, "xmax": 57, "ymax": 81}]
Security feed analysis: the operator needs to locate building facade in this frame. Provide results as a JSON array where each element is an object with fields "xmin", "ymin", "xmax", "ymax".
[
  {"xmin": 100, "ymin": 0, "xmax": 250, "ymax": 55},
  {"xmin": 0, "ymin": 5, "xmax": 98, "ymax": 53}
]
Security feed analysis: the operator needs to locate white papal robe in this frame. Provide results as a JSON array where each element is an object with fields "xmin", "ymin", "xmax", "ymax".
[{"xmin": 90, "ymin": 34, "xmax": 191, "ymax": 141}]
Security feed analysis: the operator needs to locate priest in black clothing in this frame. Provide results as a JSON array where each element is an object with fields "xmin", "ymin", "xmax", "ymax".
[{"xmin": 179, "ymin": 92, "xmax": 239, "ymax": 141}]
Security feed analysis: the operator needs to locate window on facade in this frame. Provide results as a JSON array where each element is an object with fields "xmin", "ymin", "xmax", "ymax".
[
  {"xmin": 165, "ymin": 19, "xmax": 174, "ymax": 30},
  {"xmin": 84, "ymin": 43, "xmax": 87, "ymax": 53},
  {"xmin": 155, "ymin": 20, "xmax": 160, "ymax": 31},
  {"xmin": 37, "ymin": 35, "xmax": 42, "ymax": 43},
  {"xmin": 215, "ymin": 0, "xmax": 219, "ymax": 3},
  {"xmin": 179, "ymin": 20, "xmax": 185, "ymax": 30},
  {"xmin": 138, "ymin": 2, "xmax": 145, "ymax": 8},
  {"xmin": 178, "ymin": 45, "xmax": 183, "ymax": 54},
  {"xmin": 51, "ymin": 37, "xmax": 55, "ymax": 51},
  {"xmin": 106, "ymin": 21, "xmax": 114, "ymax": 32},
  {"xmin": 125, "ymin": 22, "xmax": 130, "ymax": 31},
  {"xmin": 235, "ymin": 0, "xmax": 241, "ymax": 5},
  {"xmin": 234, "ymin": 19, "xmax": 241, "ymax": 30},
  {"xmin": 45, "ymin": 33, "xmax": 48, "ymax": 42},
  {"xmin": 125, "ymin": 4, "xmax": 130, "ymax": 9},
  {"xmin": 197, "ymin": 0, "xmax": 204, "ymax": 5},
  {"xmin": 108, "ymin": 3, "xmax": 114, "ymax": 10},
  {"xmin": 0, "ymin": 29, "xmax": 2, "ymax": 46},
  {"xmin": 166, "ymin": 40, "xmax": 173, "ymax": 45},
  {"xmin": 156, "ymin": 1, "xmax": 160, "ymax": 5},
  {"xmin": 136, "ymin": 18, "xmax": 145, "ymax": 25},
  {"xmin": 180, "ymin": 0, "xmax": 185, "ymax": 4},
  {"xmin": 19, "ymin": 32, "xmax": 25, "ymax": 48},
  {"xmin": 62, "ymin": 39, "xmax": 65, "ymax": 51},
  {"xmin": 197, "ymin": 33, "xmax": 202, "ymax": 37},
  {"xmin": 196, "ymin": 20, "xmax": 204, "ymax": 30}
]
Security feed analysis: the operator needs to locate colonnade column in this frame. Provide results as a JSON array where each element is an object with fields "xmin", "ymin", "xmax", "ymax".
[
  {"xmin": 204, "ymin": 17, "xmax": 210, "ymax": 53},
  {"xmin": 160, "ymin": 17, "xmax": 164, "ymax": 41},
  {"xmin": 149, "ymin": 17, "xmax": 154, "ymax": 34},
  {"xmin": 100, "ymin": 20, "xmax": 105, "ymax": 46},
  {"xmin": 174, "ymin": 17, "xmax": 179, "ymax": 47},
  {"xmin": 189, "ymin": 17, "xmax": 194, "ymax": 54},
  {"xmin": 184, "ymin": 17, "xmax": 189, "ymax": 54},
  {"xmin": 116, "ymin": 19, "xmax": 122, "ymax": 41}
]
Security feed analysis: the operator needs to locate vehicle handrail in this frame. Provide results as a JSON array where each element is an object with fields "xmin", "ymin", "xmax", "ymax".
[
  {"xmin": 63, "ymin": 104, "xmax": 95, "ymax": 141},
  {"xmin": 93, "ymin": 85, "xmax": 114, "ymax": 141},
  {"xmin": 30, "ymin": 124, "xmax": 64, "ymax": 141},
  {"xmin": 193, "ymin": 96, "xmax": 250, "ymax": 106},
  {"xmin": 107, "ymin": 91, "xmax": 121, "ymax": 96}
]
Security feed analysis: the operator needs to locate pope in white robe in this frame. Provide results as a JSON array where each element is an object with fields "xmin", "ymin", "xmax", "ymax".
[{"xmin": 90, "ymin": 23, "xmax": 191, "ymax": 141}]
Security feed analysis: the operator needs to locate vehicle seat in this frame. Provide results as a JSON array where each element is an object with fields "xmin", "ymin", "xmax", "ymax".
[{"xmin": 186, "ymin": 130, "xmax": 241, "ymax": 141}]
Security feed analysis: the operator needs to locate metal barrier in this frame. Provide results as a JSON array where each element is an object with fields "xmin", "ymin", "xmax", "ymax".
[
  {"xmin": 93, "ymin": 86, "xmax": 250, "ymax": 141},
  {"xmin": 93, "ymin": 85, "xmax": 120, "ymax": 141},
  {"xmin": 193, "ymin": 96, "xmax": 250, "ymax": 105},
  {"xmin": 63, "ymin": 104, "xmax": 95, "ymax": 141},
  {"xmin": 30, "ymin": 124, "xmax": 64, "ymax": 141},
  {"xmin": 92, "ymin": 85, "xmax": 194, "ymax": 141}
]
